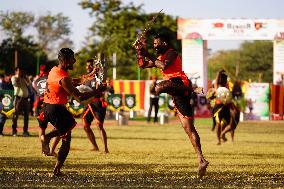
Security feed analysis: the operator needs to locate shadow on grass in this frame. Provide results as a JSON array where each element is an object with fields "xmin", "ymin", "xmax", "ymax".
[{"xmin": 0, "ymin": 157, "xmax": 283, "ymax": 188}]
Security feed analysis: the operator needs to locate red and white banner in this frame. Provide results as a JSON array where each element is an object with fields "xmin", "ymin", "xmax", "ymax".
[{"xmin": 178, "ymin": 18, "xmax": 284, "ymax": 40}]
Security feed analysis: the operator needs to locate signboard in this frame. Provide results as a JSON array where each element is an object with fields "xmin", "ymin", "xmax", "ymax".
[
  {"xmin": 244, "ymin": 83, "xmax": 270, "ymax": 120},
  {"xmin": 273, "ymin": 40, "xmax": 284, "ymax": 85},
  {"xmin": 0, "ymin": 90, "xmax": 14, "ymax": 117},
  {"xmin": 178, "ymin": 18, "xmax": 284, "ymax": 40},
  {"xmin": 109, "ymin": 94, "xmax": 122, "ymax": 109},
  {"xmin": 182, "ymin": 39, "xmax": 208, "ymax": 90},
  {"xmin": 125, "ymin": 94, "xmax": 136, "ymax": 109},
  {"xmin": 66, "ymin": 99, "xmax": 84, "ymax": 117}
]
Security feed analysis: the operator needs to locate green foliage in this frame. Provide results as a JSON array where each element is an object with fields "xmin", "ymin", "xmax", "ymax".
[
  {"xmin": 34, "ymin": 13, "xmax": 73, "ymax": 57},
  {"xmin": 208, "ymin": 50, "xmax": 240, "ymax": 81},
  {"xmin": 0, "ymin": 11, "xmax": 34, "ymax": 40},
  {"xmin": 0, "ymin": 11, "xmax": 73, "ymax": 74},
  {"xmin": 208, "ymin": 41, "xmax": 273, "ymax": 82},
  {"xmin": 239, "ymin": 41, "xmax": 273, "ymax": 82},
  {"xmin": 78, "ymin": 0, "xmax": 179, "ymax": 80},
  {"xmin": 0, "ymin": 37, "xmax": 47, "ymax": 75}
]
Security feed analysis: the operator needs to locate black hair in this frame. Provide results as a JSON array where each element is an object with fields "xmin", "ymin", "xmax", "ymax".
[
  {"xmin": 154, "ymin": 33, "xmax": 170, "ymax": 45},
  {"xmin": 86, "ymin": 58, "xmax": 95, "ymax": 66},
  {"xmin": 15, "ymin": 66, "xmax": 23, "ymax": 71},
  {"xmin": 218, "ymin": 72, "xmax": 228, "ymax": 86},
  {"xmin": 58, "ymin": 48, "xmax": 74, "ymax": 63}
]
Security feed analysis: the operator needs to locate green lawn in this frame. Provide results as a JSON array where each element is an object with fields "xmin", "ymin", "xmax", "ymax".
[{"xmin": 0, "ymin": 117, "xmax": 284, "ymax": 188}]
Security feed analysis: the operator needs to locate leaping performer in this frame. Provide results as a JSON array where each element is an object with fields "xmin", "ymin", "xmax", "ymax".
[
  {"xmin": 41, "ymin": 48, "xmax": 103, "ymax": 176},
  {"xmin": 134, "ymin": 32, "xmax": 209, "ymax": 178}
]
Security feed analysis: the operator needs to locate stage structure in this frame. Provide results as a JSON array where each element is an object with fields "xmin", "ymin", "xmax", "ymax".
[{"xmin": 177, "ymin": 18, "xmax": 284, "ymax": 91}]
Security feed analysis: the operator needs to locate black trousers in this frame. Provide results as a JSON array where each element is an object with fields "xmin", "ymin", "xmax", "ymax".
[
  {"xmin": 0, "ymin": 113, "xmax": 7, "ymax": 134},
  {"xmin": 12, "ymin": 96, "xmax": 30, "ymax": 133},
  {"xmin": 147, "ymin": 97, "xmax": 159, "ymax": 122}
]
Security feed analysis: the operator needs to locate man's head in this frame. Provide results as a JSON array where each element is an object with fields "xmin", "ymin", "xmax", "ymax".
[
  {"xmin": 218, "ymin": 71, "xmax": 228, "ymax": 86},
  {"xmin": 86, "ymin": 58, "xmax": 101, "ymax": 74},
  {"xmin": 15, "ymin": 67, "xmax": 24, "ymax": 77},
  {"xmin": 86, "ymin": 58, "xmax": 95, "ymax": 74},
  {"xmin": 58, "ymin": 48, "xmax": 76, "ymax": 70},
  {"xmin": 154, "ymin": 33, "xmax": 170, "ymax": 55}
]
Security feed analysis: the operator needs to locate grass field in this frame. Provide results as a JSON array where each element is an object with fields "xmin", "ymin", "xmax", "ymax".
[{"xmin": 0, "ymin": 117, "xmax": 284, "ymax": 188}]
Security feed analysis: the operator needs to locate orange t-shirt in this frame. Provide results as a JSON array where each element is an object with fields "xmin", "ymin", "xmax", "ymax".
[{"xmin": 44, "ymin": 66, "xmax": 69, "ymax": 104}]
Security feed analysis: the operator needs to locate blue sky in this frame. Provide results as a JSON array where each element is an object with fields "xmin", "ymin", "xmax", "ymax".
[{"xmin": 1, "ymin": 0, "xmax": 284, "ymax": 52}]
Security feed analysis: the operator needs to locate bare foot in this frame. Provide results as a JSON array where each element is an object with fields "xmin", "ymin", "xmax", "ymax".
[
  {"xmin": 221, "ymin": 135, "xmax": 227, "ymax": 142},
  {"xmin": 104, "ymin": 149, "xmax": 109, "ymax": 153},
  {"xmin": 198, "ymin": 160, "xmax": 209, "ymax": 179},
  {"xmin": 41, "ymin": 138, "xmax": 50, "ymax": 156},
  {"xmin": 90, "ymin": 148, "xmax": 99, "ymax": 152},
  {"xmin": 217, "ymin": 141, "xmax": 221, "ymax": 145},
  {"xmin": 48, "ymin": 171, "xmax": 65, "ymax": 177}
]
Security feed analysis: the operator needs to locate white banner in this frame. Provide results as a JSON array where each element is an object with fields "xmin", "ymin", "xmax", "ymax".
[
  {"xmin": 244, "ymin": 83, "xmax": 270, "ymax": 120},
  {"xmin": 182, "ymin": 39, "xmax": 208, "ymax": 91},
  {"xmin": 273, "ymin": 40, "xmax": 284, "ymax": 85},
  {"xmin": 178, "ymin": 18, "xmax": 284, "ymax": 40}
]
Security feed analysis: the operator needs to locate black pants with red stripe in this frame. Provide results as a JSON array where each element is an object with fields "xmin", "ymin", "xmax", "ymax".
[
  {"xmin": 82, "ymin": 101, "xmax": 106, "ymax": 126},
  {"xmin": 155, "ymin": 77, "xmax": 193, "ymax": 118}
]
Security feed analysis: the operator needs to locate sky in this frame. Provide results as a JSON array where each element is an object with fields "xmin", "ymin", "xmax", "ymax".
[{"xmin": 1, "ymin": 0, "xmax": 284, "ymax": 53}]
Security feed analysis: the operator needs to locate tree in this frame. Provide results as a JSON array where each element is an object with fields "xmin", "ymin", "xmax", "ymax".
[
  {"xmin": 78, "ymin": 0, "xmax": 179, "ymax": 80},
  {"xmin": 34, "ymin": 12, "xmax": 73, "ymax": 59},
  {"xmin": 208, "ymin": 50, "xmax": 240, "ymax": 81},
  {"xmin": 239, "ymin": 41, "xmax": 273, "ymax": 82},
  {"xmin": 208, "ymin": 41, "xmax": 273, "ymax": 82},
  {"xmin": 0, "ymin": 37, "xmax": 47, "ymax": 75},
  {"xmin": 0, "ymin": 11, "xmax": 34, "ymax": 40}
]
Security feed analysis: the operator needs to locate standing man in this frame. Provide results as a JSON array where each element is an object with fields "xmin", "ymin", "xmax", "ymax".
[
  {"xmin": 147, "ymin": 76, "xmax": 159, "ymax": 123},
  {"xmin": 11, "ymin": 67, "xmax": 30, "ymax": 137},
  {"xmin": 82, "ymin": 58, "xmax": 109, "ymax": 153},
  {"xmin": 134, "ymin": 33, "xmax": 209, "ymax": 178},
  {"xmin": 41, "ymin": 48, "xmax": 103, "ymax": 176}
]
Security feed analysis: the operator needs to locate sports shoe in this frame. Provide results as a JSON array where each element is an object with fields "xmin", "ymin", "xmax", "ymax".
[
  {"xmin": 12, "ymin": 131, "xmax": 17, "ymax": 137},
  {"xmin": 0, "ymin": 132, "xmax": 4, "ymax": 137}
]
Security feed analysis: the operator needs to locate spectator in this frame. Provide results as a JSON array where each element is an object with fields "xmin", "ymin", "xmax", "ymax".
[
  {"xmin": 147, "ymin": 76, "xmax": 159, "ymax": 123},
  {"xmin": 105, "ymin": 78, "xmax": 115, "ymax": 119},
  {"xmin": 2, "ymin": 75, "xmax": 13, "ymax": 90},
  {"xmin": 11, "ymin": 67, "xmax": 30, "ymax": 137}
]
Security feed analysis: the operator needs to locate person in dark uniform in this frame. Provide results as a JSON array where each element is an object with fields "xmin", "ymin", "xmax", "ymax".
[
  {"xmin": 134, "ymin": 33, "xmax": 209, "ymax": 179},
  {"xmin": 211, "ymin": 70, "xmax": 240, "ymax": 145},
  {"xmin": 147, "ymin": 76, "xmax": 159, "ymax": 123},
  {"xmin": 81, "ymin": 58, "xmax": 109, "ymax": 153}
]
